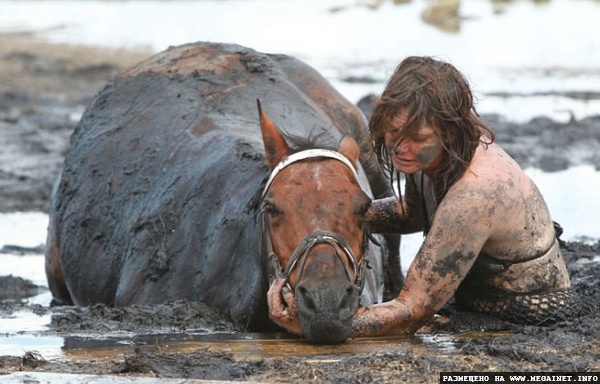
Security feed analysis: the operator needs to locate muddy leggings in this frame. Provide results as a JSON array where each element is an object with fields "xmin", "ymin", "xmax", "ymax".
[{"xmin": 455, "ymin": 286, "xmax": 576, "ymax": 325}]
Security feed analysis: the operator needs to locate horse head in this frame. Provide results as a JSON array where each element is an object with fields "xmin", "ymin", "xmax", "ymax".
[{"xmin": 258, "ymin": 101, "xmax": 375, "ymax": 343}]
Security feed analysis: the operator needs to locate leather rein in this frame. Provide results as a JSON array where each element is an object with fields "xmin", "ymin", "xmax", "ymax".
[{"xmin": 259, "ymin": 149, "xmax": 379, "ymax": 294}]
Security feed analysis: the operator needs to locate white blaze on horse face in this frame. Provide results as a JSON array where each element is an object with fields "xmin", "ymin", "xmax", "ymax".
[
  {"xmin": 312, "ymin": 164, "xmax": 324, "ymax": 191},
  {"xmin": 307, "ymin": 164, "xmax": 323, "ymax": 228}
]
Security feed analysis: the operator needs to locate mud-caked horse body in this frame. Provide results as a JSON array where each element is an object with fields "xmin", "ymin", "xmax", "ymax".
[{"xmin": 45, "ymin": 42, "xmax": 402, "ymax": 343}]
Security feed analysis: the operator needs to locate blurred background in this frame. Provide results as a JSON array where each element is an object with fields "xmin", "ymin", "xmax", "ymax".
[{"xmin": 2, "ymin": 0, "xmax": 600, "ymax": 121}]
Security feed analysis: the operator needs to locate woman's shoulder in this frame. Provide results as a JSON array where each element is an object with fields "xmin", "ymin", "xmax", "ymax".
[
  {"xmin": 445, "ymin": 144, "xmax": 533, "ymax": 210},
  {"xmin": 463, "ymin": 143, "xmax": 529, "ymax": 186}
]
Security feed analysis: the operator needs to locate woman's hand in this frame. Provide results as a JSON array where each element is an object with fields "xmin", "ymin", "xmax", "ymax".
[{"xmin": 267, "ymin": 277, "xmax": 303, "ymax": 336}]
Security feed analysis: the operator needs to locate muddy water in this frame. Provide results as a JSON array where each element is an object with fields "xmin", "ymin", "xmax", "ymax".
[
  {"xmin": 0, "ymin": 290, "xmax": 468, "ymax": 362},
  {"xmin": 63, "ymin": 331, "xmax": 476, "ymax": 362},
  {"xmin": 0, "ymin": 252, "xmax": 487, "ymax": 366},
  {"xmin": 0, "ymin": 249, "xmax": 477, "ymax": 368},
  {"xmin": 5, "ymin": 324, "xmax": 491, "ymax": 363},
  {"xmin": 1, "ymin": 305, "xmax": 494, "ymax": 370}
]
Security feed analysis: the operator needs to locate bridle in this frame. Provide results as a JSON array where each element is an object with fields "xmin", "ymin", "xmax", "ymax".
[{"xmin": 259, "ymin": 148, "xmax": 379, "ymax": 295}]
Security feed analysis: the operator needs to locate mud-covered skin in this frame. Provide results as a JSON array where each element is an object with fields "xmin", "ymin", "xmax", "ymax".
[
  {"xmin": 456, "ymin": 239, "xmax": 575, "ymax": 324},
  {"xmin": 352, "ymin": 141, "xmax": 571, "ymax": 337},
  {"xmin": 466, "ymin": 240, "xmax": 569, "ymax": 293},
  {"xmin": 366, "ymin": 196, "xmax": 419, "ymax": 234},
  {"xmin": 365, "ymin": 173, "xmax": 425, "ymax": 235},
  {"xmin": 385, "ymin": 120, "xmax": 444, "ymax": 176}
]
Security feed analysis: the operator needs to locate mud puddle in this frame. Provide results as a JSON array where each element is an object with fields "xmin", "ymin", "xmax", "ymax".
[
  {"xmin": 23, "ymin": 330, "xmax": 477, "ymax": 363},
  {"xmin": 1, "ymin": 300, "xmax": 479, "ymax": 362}
]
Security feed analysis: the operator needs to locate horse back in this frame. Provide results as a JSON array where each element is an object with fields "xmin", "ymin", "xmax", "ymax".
[{"xmin": 46, "ymin": 42, "xmax": 399, "ymax": 329}]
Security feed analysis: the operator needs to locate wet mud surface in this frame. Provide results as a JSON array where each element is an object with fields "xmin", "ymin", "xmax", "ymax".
[
  {"xmin": 2, "ymin": 33, "xmax": 600, "ymax": 382},
  {"xmin": 0, "ymin": 33, "xmax": 149, "ymax": 213}
]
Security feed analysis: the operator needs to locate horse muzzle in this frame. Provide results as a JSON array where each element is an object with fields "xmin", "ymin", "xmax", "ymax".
[{"xmin": 293, "ymin": 250, "xmax": 361, "ymax": 343}]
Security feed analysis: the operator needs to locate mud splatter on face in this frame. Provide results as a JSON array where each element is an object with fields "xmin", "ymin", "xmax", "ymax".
[{"xmin": 416, "ymin": 140, "xmax": 443, "ymax": 168}]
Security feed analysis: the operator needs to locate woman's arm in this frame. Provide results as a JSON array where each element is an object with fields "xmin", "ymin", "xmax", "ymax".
[
  {"xmin": 268, "ymin": 180, "xmax": 497, "ymax": 337},
  {"xmin": 367, "ymin": 175, "xmax": 424, "ymax": 234},
  {"xmin": 353, "ymin": 184, "xmax": 494, "ymax": 336}
]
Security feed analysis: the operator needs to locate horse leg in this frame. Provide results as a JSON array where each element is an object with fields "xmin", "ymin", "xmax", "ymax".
[{"xmin": 44, "ymin": 222, "xmax": 73, "ymax": 306}]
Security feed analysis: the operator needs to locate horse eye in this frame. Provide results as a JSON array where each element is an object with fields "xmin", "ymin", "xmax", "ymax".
[
  {"xmin": 357, "ymin": 201, "xmax": 371, "ymax": 217},
  {"xmin": 262, "ymin": 202, "xmax": 280, "ymax": 217}
]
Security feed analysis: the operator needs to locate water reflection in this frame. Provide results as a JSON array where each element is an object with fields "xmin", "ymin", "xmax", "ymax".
[
  {"xmin": 0, "ymin": 311, "xmax": 503, "ymax": 363},
  {"xmin": 59, "ymin": 331, "xmax": 469, "ymax": 362}
]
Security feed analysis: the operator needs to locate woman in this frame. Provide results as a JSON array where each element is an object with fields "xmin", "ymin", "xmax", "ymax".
[{"xmin": 268, "ymin": 56, "xmax": 573, "ymax": 337}]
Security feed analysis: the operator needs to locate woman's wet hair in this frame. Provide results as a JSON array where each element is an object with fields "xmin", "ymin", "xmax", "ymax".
[{"xmin": 369, "ymin": 56, "xmax": 495, "ymax": 201}]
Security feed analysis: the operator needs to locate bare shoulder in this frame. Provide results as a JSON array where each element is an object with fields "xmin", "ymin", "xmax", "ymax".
[
  {"xmin": 438, "ymin": 144, "xmax": 533, "ymax": 238},
  {"xmin": 426, "ymin": 146, "xmax": 512, "ymax": 242},
  {"xmin": 453, "ymin": 142, "xmax": 555, "ymax": 256},
  {"xmin": 455, "ymin": 143, "xmax": 532, "ymax": 200}
]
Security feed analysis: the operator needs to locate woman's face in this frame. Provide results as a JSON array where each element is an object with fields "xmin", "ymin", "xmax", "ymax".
[{"xmin": 384, "ymin": 110, "xmax": 444, "ymax": 175}]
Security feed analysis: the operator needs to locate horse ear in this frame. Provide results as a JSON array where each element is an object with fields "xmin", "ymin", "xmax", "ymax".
[
  {"xmin": 338, "ymin": 135, "xmax": 360, "ymax": 171},
  {"xmin": 257, "ymin": 99, "xmax": 291, "ymax": 171}
]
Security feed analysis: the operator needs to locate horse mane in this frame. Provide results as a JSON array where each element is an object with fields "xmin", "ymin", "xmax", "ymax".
[{"xmin": 284, "ymin": 129, "xmax": 339, "ymax": 153}]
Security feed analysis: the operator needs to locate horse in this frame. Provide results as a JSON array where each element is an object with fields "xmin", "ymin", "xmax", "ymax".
[{"xmin": 45, "ymin": 41, "xmax": 402, "ymax": 343}]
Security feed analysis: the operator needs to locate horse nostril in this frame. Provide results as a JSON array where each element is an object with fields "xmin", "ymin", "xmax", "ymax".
[
  {"xmin": 339, "ymin": 286, "xmax": 354, "ymax": 306},
  {"xmin": 296, "ymin": 285, "xmax": 316, "ymax": 312},
  {"xmin": 338, "ymin": 285, "xmax": 359, "ymax": 320}
]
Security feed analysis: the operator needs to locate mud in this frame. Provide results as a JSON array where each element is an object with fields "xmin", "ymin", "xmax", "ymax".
[
  {"xmin": 2, "ymin": 33, "xmax": 600, "ymax": 382},
  {"xmin": 0, "ymin": 33, "xmax": 149, "ymax": 213}
]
